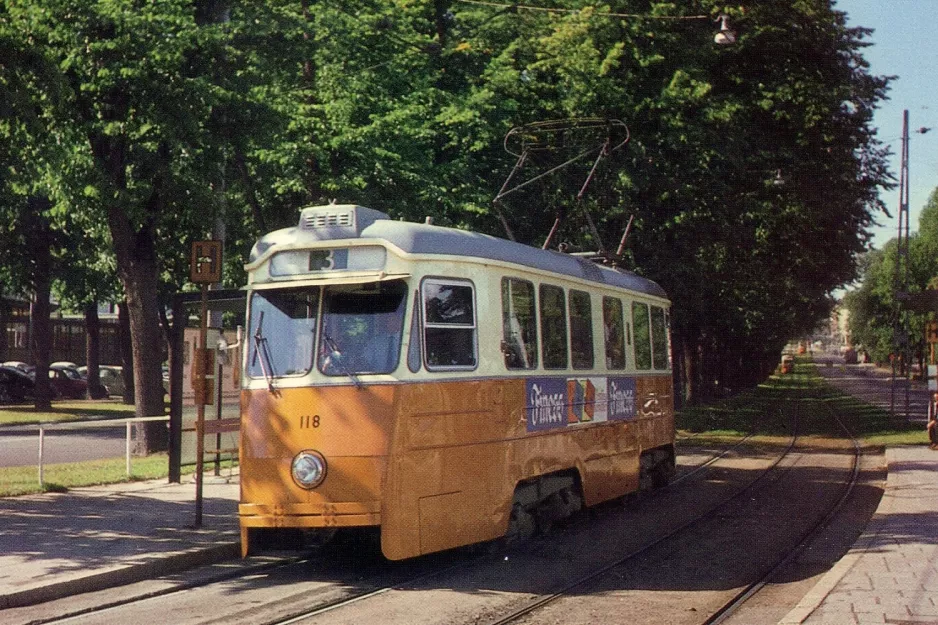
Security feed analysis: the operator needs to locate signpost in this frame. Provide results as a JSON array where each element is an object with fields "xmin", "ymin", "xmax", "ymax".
[{"xmin": 190, "ymin": 240, "xmax": 222, "ymax": 527}]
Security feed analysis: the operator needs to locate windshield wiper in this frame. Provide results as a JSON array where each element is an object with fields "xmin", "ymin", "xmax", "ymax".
[
  {"xmin": 321, "ymin": 333, "xmax": 363, "ymax": 389},
  {"xmin": 252, "ymin": 311, "xmax": 276, "ymax": 392}
]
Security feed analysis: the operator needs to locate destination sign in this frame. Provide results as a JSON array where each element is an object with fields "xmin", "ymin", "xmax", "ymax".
[{"xmin": 269, "ymin": 246, "xmax": 387, "ymax": 276}]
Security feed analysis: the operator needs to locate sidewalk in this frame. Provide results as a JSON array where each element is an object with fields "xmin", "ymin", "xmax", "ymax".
[
  {"xmin": 780, "ymin": 445, "xmax": 938, "ymax": 624},
  {"xmin": 0, "ymin": 473, "xmax": 240, "ymax": 610}
]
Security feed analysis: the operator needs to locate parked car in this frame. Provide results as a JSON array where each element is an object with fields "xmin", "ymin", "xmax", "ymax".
[
  {"xmin": 3, "ymin": 361, "xmax": 33, "ymax": 374},
  {"xmin": 0, "ymin": 365, "xmax": 35, "ymax": 404},
  {"xmin": 77, "ymin": 365, "xmax": 125, "ymax": 397},
  {"xmin": 48, "ymin": 364, "xmax": 88, "ymax": 399}
]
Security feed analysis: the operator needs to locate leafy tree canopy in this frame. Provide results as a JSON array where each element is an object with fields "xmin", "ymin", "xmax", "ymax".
[{"xmin": 2, "ymin": 0, "xmax": 895, "ymax": 411}]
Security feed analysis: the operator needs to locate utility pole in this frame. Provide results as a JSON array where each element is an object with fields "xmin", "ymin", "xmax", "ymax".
[{"xmin": 892, "ymin": 110, "xmax": 911, "ymax": 420}]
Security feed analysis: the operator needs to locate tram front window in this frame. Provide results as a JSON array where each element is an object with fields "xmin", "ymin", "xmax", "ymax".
[
  {"xmin": 318, "ymin": 280, "xmax": 408, "ymax": 376},
  {"xmin": 248, "ymin": 287, "xmax": 319, "ymax": 379}
]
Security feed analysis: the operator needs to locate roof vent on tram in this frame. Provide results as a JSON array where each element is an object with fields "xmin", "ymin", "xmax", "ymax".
[{"xmin": 297, "ymin": 204, "xmax": 389, "ymax": 240}]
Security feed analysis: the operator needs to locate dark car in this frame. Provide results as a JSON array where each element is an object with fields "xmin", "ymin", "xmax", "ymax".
[
  {"xmin": 77, "ymin": 364, "xmax": 122, "ymax": 398},
  {"xmin": 48, "ymin": 364, "xmax": 88, "ymax": 399},
  {"xmin": 0, "ymin": 365, "xmax": 36, "ymax": 404}
]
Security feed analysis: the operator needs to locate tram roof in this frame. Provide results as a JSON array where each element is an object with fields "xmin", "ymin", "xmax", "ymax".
[{"xmin": 250, "ymin": 205, "xmax": 668, "ymax": 300}]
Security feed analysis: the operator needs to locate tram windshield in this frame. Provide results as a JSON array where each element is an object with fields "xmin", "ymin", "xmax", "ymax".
[
  {"xmin": 318, "ymin": 280, "xmax": 408, "ymax": 376},
  {"xmin": 246, "ymin": 280, "xmax": 408, "ymax": 382},
  {"xmin": 248, "ymin": 287, "xmax": 320, "ymax": 379}
]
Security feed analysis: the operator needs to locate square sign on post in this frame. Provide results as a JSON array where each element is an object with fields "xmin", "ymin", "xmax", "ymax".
[{"xmin": 191, "ymin": 240, "xmax": 222, "ymax": 284}]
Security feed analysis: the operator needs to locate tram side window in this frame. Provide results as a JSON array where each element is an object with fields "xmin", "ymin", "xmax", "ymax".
[
  {"xmin": 422, "ymin": 279, "xmax": 477, "ymax": 369},
  {"xmin": 632, "ymin": 301, "xmax": 652, "ymax": 370},
  {"xmin": 603, "ymin": 296, "xmax": 626, "ymax": 370},
  {"xmin": 540, "ymin": 284, "xmax": 568, "ymax": 369},
  {"xmin": 569, "ymin": 290, "xmax": 594, "ymax": 369},
  {"xmin": 651, "ymin": 305, "xmax": 669, "ymax": 370},
  {"xmin": 501, "ymin": 278, "xmax": 538, "ymax": 369}
]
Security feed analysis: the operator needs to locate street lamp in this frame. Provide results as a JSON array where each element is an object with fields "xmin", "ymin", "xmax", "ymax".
[{"xmin": 714, "ymin": 14, "xmax": 736, "ymax": 45}]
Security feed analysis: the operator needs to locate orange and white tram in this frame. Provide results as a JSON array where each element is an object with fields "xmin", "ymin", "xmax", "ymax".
[{"xmin": 239, "ymin": 204, "xmax": 675, "ymax": 560}]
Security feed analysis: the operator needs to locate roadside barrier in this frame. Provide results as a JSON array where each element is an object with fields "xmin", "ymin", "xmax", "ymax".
[{"xmin": 37, "ymin": 416, "xmax": 170, "ymax": 487}]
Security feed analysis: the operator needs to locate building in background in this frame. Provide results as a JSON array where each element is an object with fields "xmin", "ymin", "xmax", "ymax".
[{"xmin": 0, "ymin": 296, "xmax": 123, "ymax": 366}]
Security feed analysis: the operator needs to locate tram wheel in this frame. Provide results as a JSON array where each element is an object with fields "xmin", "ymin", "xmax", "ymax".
[
  {"xmin": 506, "ymin": 503, "xmax": 536, "ymax": 543},
  {"xmin": 651, "ymin": 451, "xmax": 676, "ymax": 488}
]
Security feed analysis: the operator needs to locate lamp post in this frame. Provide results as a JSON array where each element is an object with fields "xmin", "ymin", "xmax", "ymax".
[{"xmin": 714, "ymin": 14, "xmax": 737, "ymax": 45}]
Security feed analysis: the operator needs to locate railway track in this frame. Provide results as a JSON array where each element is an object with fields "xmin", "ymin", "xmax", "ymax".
[
  {"xmin": 480, "ymin": 389, "xmax": 863, "ymax": 625},
  {"xmin": 479, "ymin": 425, "xmax": 805, "ymax": 625},
  {"xmin": 25, "ymin": 382, "xmax": 864, "ymax": 625},
  {"xmin": 703, "ymin": 400, "xmax": 861, "ymax": 625},
  {"xmin": 25, "ymin": 432, "xmax": 773, "ymax": 625}
]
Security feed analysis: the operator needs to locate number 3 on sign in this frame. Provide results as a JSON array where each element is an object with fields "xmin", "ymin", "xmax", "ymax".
[
  {"xmin": 308, "ymin": 250, "xmax": 335, "ymax": 271},
  {"xmin": 300, "ymin": 415, "xmax": 321, "ymax": 429}
]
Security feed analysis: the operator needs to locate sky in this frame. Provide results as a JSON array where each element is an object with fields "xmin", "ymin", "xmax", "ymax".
[{"xmin": 836, "ymin": 0, "xmax": 938, "ymax": 250}]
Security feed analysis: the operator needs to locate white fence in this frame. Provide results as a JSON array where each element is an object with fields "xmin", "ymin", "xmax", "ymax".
[{"xmin": 37, "ymin": 416, "xmax": 170, "ymax": 487}]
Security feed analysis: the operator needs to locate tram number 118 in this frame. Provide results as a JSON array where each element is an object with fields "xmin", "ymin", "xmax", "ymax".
[{"xmin": 300, "ymin": 415, "xmax": 321, "ymax": 429}]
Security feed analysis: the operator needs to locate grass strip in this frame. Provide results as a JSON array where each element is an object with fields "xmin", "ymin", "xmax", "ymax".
[
  {"xmin": 0, "ymin": 400, "xmax": 137, "ymax": 425},
  {"xmin": 0, "ymin": 454, "xmax": 238, "ymax": 498},
  {"xmin": 0, "ymin": 454, "xmax": 173, "ymax": 497},
  {"xmin": 677, "ymin": 358, "xmax": 925, "ymax": 445}
]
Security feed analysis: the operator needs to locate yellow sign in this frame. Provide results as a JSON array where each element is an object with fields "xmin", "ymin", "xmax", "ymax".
[{"xmin": 190, "ymin": 240, "xmax": 222, "ymax": 283}]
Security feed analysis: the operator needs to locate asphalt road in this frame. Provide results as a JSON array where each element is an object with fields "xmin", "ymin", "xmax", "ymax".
[
  {"xmin": 0, "ymin": 400, "xmax": 240, "ymax": 469},
  {"xmin": 813, "ymin": 352, "xmax": 929, "ymax": 424},
  {"xmin": 0, "ymin": 426, "xmax": 129, "ymax": 468}
]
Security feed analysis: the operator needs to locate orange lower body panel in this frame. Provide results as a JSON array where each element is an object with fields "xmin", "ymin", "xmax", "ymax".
[{"xmin": 239, "ymin": 374, "xmax": 674, "ymax": 560}]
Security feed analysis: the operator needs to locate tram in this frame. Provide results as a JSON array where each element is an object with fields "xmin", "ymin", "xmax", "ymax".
[{"xmin": 238, "ymin": 204, "xmax": 675, "ymax": 560}]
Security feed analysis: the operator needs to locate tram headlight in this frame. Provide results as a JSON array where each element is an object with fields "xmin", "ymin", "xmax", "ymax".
[{"xmin": 291, "ymin": 450, "xmax": 327, "ymax": 489}]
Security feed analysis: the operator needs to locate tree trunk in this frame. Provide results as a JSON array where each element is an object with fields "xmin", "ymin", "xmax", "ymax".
[
  {"xmin": 681, "ymin": 337, "xmax": 697, "ymax": 406},
  {"xmin": 29, "ymin": 292, "xmax": 53, "ymax": 410},
  {"xmin": 110, "ymin": 233, "xmax": 168, "ymax": 453},
  {"xmin": 84, "ymin": 302, "xmax": 107, "ymax": 399},
  {"xmin": 106, "ymin": 204, "xmax": 167, "ymax": 453},
  {"xmin": 118, "ymin": 301, "xmax": 135, "ymax": 404},
  {"xmin": 0, "ymin": 299, "xmax": 8, "ymax": 359},
  {"xmin": 92, "ymin": 129, "xmax": 166, "ymax": 453},
  {"xmin": 25, "ymin": 198, "xmax": 53, "ymax": 410}
]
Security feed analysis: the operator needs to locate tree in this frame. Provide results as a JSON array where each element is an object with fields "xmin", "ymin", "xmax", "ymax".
[
  {"xmin": 847, "ymin": 187, "xmax": 938, "ymax": 371},
  {"xmin": 3, "ymin": 0, "xmax": 894, "ymax": 424},
  {"xmin": 5, "ymin": 1, "xmax": 283, "ymax": 450},
  {"xmin": 0, "ymin": 11, "xmax": 73, "ymax": 409},
  {"xmin": 429, "ymin": 1, "xmax": 892, "ymax": 401},
  {"xmin": 52, "ymin": 212, "xmax": 121, "ymax": 400}
]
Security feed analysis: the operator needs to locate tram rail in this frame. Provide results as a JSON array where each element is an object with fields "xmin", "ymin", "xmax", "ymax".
[
  {"xmin": 28, "ymin": 429, "xmax": 775, "ymax": 625},
  {"xmin": 477, "ymin": 421, "xmax": 802, "ymax": 625},
  {"xmin": 28, "ymin": 377, "xmax": 863, "ymax": 625},
  {"xmin": 265, "ymin": 427, "xmax": 804, "ymax": 625},
  {"xmin": 704, "ymin": 401, "xmax": 862, "ymax": 624}
]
